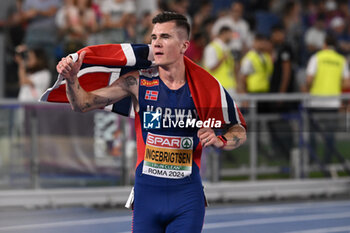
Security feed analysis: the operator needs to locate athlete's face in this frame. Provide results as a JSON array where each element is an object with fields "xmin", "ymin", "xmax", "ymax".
[{"xmin": 151, "ymin": 22, "xmax": 189, "ymax": 66}]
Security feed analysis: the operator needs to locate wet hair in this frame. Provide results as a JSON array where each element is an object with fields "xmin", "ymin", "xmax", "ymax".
[{"xmin": 152, "ymin": 11, "xmax": 191, "ymax": 39}]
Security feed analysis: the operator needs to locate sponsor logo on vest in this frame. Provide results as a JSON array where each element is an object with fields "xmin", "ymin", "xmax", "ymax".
[{"xmin": 140, "ymin": 79, "xmax": 159, "ymax": 87}]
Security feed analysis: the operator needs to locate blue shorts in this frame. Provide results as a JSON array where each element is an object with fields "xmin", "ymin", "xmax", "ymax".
[{"xmin": 132, "ymin": 181, "xmax": 205, "ymax": 233}]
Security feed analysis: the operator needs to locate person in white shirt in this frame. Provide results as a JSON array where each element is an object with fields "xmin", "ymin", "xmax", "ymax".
[
  {"xmin": 15, "ymin": 45, "xmax": 51, "ymax": 101},
  {"xmin": 304, "ymin": 13, "xmax": 326, "ymax": 55},
  {"xmin": 99, "ymin": 0, "xmax": 136, "ymax": 43},
  {"xmin": 211, "ymin": 1, "xmax": 250, "ymax": 61}
]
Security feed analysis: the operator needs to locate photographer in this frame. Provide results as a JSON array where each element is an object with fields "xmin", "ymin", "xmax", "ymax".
[{"xmin": 15, "ymin": 45, "xmax": 51, "ymax": 101}]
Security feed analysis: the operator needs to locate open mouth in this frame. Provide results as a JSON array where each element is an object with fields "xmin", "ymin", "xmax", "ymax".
[{"xmin": 155, "ymin": 52, "xmax": 164, "ymax": 56}]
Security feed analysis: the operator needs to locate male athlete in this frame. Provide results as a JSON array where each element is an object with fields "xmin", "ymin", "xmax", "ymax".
[{"xmin": 57, "ymin": 12, "xmax": 246, "ymax": 233}]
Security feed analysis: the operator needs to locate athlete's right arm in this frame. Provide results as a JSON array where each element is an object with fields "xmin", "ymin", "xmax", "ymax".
[{"xmin": 57, "ymin": 51, "xmax": 139, "ymax": 113}]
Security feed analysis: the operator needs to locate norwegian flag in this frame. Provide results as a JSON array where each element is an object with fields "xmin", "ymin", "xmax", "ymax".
[
  {"xmin": 40, "ymin": 43, "xmax": 246, "ymax": 130},
  {"xmin": 145, "ymin": 90, "xmax": 158, "ymax": 101},
  {"xmin": 39, "ymin": 44, "xmax": 152, "ymax": 117}
]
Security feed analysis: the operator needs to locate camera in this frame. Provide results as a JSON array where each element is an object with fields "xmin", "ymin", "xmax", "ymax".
[{"xmin": 16, "ymin": 50, "xmax": 28, "ymax": 60}]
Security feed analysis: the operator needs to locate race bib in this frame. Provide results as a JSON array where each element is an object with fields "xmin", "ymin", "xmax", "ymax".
[{"xmin": 142, "ymin": 133, "xmax": 193, "ymax": 179}]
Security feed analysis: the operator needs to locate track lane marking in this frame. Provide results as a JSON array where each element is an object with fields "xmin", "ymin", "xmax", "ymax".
[
  {"xmin": 284, "ymin": 225, "xmax": 350, "ymax": 233},
  {"xmin": 203, "ymin": 211, "xmax": 350, "ymax": 229},
  {"xmin": 0, "ymin": 216, "xmax": 131, "ymax": 231}
]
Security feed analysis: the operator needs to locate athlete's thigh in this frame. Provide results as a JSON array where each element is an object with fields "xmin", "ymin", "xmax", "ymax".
[
  {"xmin": 165, "ymin": 186, "xmax": 205, "ymax": 233},
  {"xmin": 166, "ymin": 207, "xmax": 205, "ymax": 233},
  {"xmin": 132, "ymin": 210, "xmax": 165, "ymax": 233},
  {"xmin": 132, "ymin": 185, "xmax": 165, "ymax": 233}
]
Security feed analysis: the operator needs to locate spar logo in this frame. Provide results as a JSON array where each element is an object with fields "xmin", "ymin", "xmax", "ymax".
[
  {"xmin": 146, "ymin": 133, "xmax": 193, "ymax": 149},
  {"xmin": 144, "ymin": 111, "xmax": 161, "ymax": 129}
]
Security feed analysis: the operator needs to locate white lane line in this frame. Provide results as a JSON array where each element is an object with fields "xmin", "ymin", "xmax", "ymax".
[
  {"xmin": 0, "ymin": 216, "xmax": 131, "ymax": 231},
  {"xmin": 205, "ymin": 201, "xmax": 350, "ymax": 216},
  {"xmin": 284, "ymin": 225, "xmax": 350, "ymax": 233},
  {"xmin": 203, "ymin": 211, "xmax": 350, "ymax": 229}
]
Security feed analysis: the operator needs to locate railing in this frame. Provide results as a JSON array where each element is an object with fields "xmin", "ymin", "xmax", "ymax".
[
  {"xmin": 0, "ymin": 94, "xmax": 350, "ymax": 190},
  {"xmin": 236, "ymin": 93, "xmax": 350, "ymax": 181}
]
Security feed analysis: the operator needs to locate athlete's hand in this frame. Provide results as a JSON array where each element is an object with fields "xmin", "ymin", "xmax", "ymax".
[
  {"xmin": 57, "ymin": 51, "xmax": 86, "ymax": 82},
  {"xmin": 197, "ymin": 128, "xmax": 224, "ymax": 148}
]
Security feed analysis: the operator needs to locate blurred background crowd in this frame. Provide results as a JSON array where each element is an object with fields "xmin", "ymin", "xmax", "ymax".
[{"xmin": 0, "ymin": 0, "xmax": 349, "ymax": 101}]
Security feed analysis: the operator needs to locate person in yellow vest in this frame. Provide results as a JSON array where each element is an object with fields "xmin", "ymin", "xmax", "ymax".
[
  {"xmin": 305, "ymin": 34, "xmax": 350, "ymax": 108},
  {"xmin": 203, "ymin": 26, "xmax": 236, "ymax": 96},
  {"xmin": 239, "ymin": 34, "xmax": 273, "ymax": 112},
  {"xmin": 305, "ymin": 34, "xmax": 350, "ymax": 171},
  {"xmin": 239, "ymin": 34, "xmax": 273, "ymax": 93}
]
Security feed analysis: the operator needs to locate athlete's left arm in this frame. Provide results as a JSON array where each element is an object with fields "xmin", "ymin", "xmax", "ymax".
[{"xmin": 198, "ymin": 124, "xmax": 247, "ymax": 150}]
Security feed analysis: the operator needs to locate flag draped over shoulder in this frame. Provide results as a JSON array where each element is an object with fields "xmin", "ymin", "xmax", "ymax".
[{"xmin": 40, "ymin": 43, "xmax": 246, "ymax": 129}]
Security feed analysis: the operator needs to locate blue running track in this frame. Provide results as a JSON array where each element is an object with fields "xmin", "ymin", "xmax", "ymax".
[{"xmin": 0, "ymin": 200, "xmax": 350, "ymax": 233}]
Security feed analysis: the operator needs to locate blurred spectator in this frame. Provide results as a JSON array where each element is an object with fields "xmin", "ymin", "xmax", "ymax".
[
  {"xmin": 167, "ymin": 0, "xmax": 191, "ymax": 23},
  {"xmin": 338, "ymin": 23, "xmax": 350, "ymax": 61},
  {"xmin": 185, "ymin": 32, "xmax": 206, "ymax": 65},
  {"xmin": 324, "ymin": 0, "xmax": 343, "ymax": 26},
  {"xmin": 22, "ymin": 0, "xmax": 61, "ymax": 68},
  {"xmin": 268, "ymin": 24, "xmax": 297, "ymax": 158},
  {"xmin": 137, "ymin": 11, "xmax": 153, "ymax": 44},
  {"xmin": 270, "ymin": 25, "xmax": 296, "ymax": 95},
  {"xmin": 328, "ymin": 16, "xmax": 347, "ymax": 54},
  {"xmin": 202, "ymin": 17, "xmax": 217, "ymax": 43},
  {"xmin": 204, "ymin": 26, "xmax": 236, "ymax": 96},
  {"xmin": 3, "ymin": 0, "xmax": 26, "ymax": 97},
  {"xmin": 212, "ymin": 1, "xmax": 250, "ymax": 61},
  {"xmin": 56, "ymin": 0, "xmax": 77, "ymax": 53},
  {"xmin": 305, "ymin": 34, "xmax": 350, "ymax": 110},
  {"xmin": 282, "ymin": 1, "xmax": 303, "ymax": 65},
  {"xmin": 91, "ymin": 0, "xmax": 103, "ymax": 23},
  {"xmin": 304, "ymin": 34, "xmax": 350, "ymax": 170},
  {"xmin": 304, "ymin": 13, "xmax": 326, "ymax": 55},
  {"xmin": 329, "ymin": 16, "xmax": 345, "ymax": 36},
  {"xmin": 99, "ymin": 0, "xmax": 136, "ymax": 44},
  {"xmin": 302, "ymin": 0, "xmax": 319, "ymax": 27},
  {"xmin": 239, "ymin": 34, "xmax": 273, "ymax": 95},
  {"xmin": 76, "ymin": 0, "xmax": 99, "ymax": 44},
  {"xmin": 191, "ymin": 0, "xmax": 212, "ymax": 36},
  {"xmin": 254, "ymin": 0, "xmax": 280, "ymax": 37},
  {"xmin": 124, "ymin": 12, "xmax": 138, "ymax": 43},
  {"xmin": 338, "ymin": 0, "xmax": 349, "ymax": 20},
  {"xmin": 56, "ymin": 0, "xmax": 98, "ymax": 55},
  {"xmin": 15, "ymin": 45, "xmax": 51, "ymax": 101},
  {"xmin": 5, "ymin": 0, "xmax": 26, "ymax": 48}
]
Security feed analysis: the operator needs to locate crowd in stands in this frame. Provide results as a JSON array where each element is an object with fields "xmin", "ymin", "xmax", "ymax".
[{"xmin": 1, "ymin": 0, "xmax": 349, "ymax": 103}]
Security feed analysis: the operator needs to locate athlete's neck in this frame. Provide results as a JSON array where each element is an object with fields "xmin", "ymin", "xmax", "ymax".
[{"xmin": 158, "ymin": 58, "xmax": 186, "ymax": 90}]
